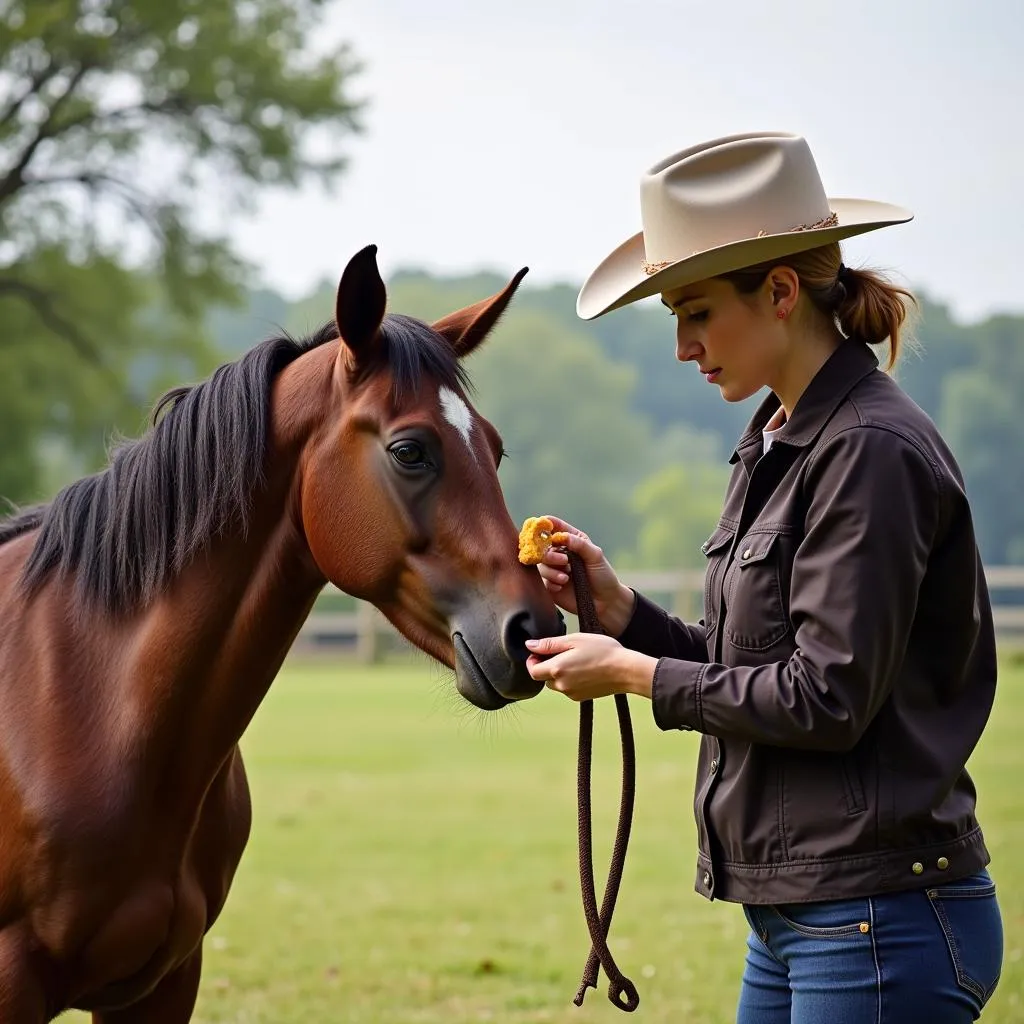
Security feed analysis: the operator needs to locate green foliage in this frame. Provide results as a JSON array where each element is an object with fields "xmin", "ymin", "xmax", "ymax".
[
  {"xmin": 938, "ymin": 315, "xmax": 1024, "ymax": 564},
  {"xmin": 463, "ymin": 310, "xmax": 654, "ymax": 560},
  {"xmin": 0, "ymin": 0, "xmax": 363, "ymax": 504},
  {"xmin": 890, "ymin": 293, "xmax": 976, "ymax": 417},
  {"xmin": 626, "ymin": 457, "xmax": 731, "ymax": 571},
  {"xmin": 0, "ymin": 245, "xmax": 213, "ymax": 501}
]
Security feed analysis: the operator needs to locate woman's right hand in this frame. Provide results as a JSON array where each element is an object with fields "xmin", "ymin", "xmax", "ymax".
[{"xmin": 532, "ymin": 516, "xmax": 637, "ymax": 637}]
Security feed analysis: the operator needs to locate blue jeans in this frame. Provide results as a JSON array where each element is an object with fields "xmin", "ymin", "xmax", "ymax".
[{"xmin": 736, "ymin": 870, "xmax": 1003, "ymax": 1023}]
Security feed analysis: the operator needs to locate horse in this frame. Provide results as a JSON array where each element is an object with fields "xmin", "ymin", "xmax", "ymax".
[{"xmin": 0, "ymin": 244, "xmax": 564, "ymax": 1022}]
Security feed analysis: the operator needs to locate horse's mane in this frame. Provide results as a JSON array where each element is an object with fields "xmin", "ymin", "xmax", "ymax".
[{"xmin": 0, "ymin": 314, "xmax": 469, "ymax": 615}]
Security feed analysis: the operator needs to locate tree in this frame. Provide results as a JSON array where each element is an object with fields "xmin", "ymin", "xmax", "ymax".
[
  {"xmin": 889, "ymin": 293, "xmax": 977, "ymax": 421},
  {"xmin": 0, "ymin": 0, "xmax": 363, "ymax": 504},
  {"xmin": 939, "ymin": 314, "xmax": 1024, "ymax": 565},
  {"xmin": 624, "ymin": 458, "xmax": 730, "ymax": 571},
  {"xmin": 462, "ymin": 309, "xmax": 656, "ymax": 561}
]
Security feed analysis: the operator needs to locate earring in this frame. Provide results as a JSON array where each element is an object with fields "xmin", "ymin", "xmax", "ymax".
[{"xmin": 776, "ymin": 309, "xmax": 786, "ymax": 319}]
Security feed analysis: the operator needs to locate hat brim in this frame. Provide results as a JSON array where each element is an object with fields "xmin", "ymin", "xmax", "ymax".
[{"xmin": 575, "ymin": 198, "xmax": 913, "ymax": 321}]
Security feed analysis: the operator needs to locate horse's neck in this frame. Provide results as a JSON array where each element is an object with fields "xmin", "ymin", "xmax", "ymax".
[{"xmin": 125, "ymin": 346, "xmax": 336, "ymax": 795}]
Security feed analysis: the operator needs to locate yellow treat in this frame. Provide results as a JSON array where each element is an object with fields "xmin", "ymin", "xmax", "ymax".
[{"xmin": 518, "ymin": 516, "xmax": 570, "ymax": 565}]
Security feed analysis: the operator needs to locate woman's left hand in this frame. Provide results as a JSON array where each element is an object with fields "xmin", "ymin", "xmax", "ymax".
[{"xmin": 525, "ymin": 633, "xmax": 657, "ymax": 701}]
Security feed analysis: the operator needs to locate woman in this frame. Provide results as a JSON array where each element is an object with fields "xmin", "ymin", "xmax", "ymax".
[{"xmin": 524, "ymin": 132, "xmax": 1003, "ymax": 1022}]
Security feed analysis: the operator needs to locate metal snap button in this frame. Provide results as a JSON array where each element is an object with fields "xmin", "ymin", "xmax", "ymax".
[
  {"xmin": 912, "ymin": 861, "xmax": 924, "ymax": 875},
  {"xmin": 742, "ymin": 548, "xmax": 752, "ymax": 559},
  {"xmin": 703, "ymin": 871, "xmax": 711, "ymax": 887},
  {"xmin": 710, "ymin": 759, "xmax": 718, "ymax": 774},
  {"xmin": 937, "ymin": 856, "xmax": 949, "ymax": 870},
  {"xmin": 859, "ymin": 922, "xmax": 870, "ymax": 934}
]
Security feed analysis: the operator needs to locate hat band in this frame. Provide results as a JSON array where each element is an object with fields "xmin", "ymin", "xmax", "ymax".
[{"xmin": 640, "ymin": 210, "xmax": 840, "ymax": 276}]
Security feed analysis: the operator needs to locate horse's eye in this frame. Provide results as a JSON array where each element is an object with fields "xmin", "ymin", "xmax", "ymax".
[{"xmin": 389, "ymin": 440, "xmax": 429, "ymax": 468}]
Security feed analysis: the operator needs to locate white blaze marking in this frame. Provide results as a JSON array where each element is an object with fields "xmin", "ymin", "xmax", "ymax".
[{"xmin": 439, "ymin": 386, "xmax": 475, "ymax": 453}]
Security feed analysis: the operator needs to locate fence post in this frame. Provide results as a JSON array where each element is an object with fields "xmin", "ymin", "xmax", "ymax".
[{"xmin": 355, "ymin": 601, "xmax": 380, "ymax": 663}]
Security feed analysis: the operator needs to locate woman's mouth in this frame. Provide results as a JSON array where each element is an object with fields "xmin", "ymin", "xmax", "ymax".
[{"xmin": 704, "ymin": 367, "xmax": 722, "ymax": 384}]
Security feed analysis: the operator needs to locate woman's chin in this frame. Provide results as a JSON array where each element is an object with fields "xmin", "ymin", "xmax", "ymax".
[{"xmin": 718, "ymin": 379, "xmax": 759, "ymax": 404}]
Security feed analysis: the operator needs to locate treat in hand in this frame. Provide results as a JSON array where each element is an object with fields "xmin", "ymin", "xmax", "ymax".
[{"xmin": 518, "ymin": 516, "xmax": 570, "ymax": 565}]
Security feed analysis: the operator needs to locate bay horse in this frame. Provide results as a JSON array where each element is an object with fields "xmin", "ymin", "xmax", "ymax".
[{"xmin": 0, "ymin": 245, "xmax": 563, "ymax": 1021}]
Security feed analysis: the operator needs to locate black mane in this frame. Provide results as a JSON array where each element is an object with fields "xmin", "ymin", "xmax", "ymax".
[{"xmin": 0, "ymin": 314, "xmax": 469, "ymax": 614}]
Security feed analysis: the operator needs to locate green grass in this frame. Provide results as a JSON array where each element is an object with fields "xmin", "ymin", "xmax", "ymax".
[{"xmin": 68, "ymin": 653, "xmax": 1024, "ymax": 1022}]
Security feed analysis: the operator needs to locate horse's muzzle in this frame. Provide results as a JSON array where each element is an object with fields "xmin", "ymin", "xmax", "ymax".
[{"xmin": 451, "ymin": 606, "xmax": 565, "ymax": 710}]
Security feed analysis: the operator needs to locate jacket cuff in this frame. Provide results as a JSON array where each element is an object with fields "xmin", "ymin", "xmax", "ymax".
[
  {"xmin": 651, "ymin": 658, "xmax": 705, "ymax": 732},
  {"xmin": 616, "ymin": 590, "xmax": 663, "ymax": 648}
]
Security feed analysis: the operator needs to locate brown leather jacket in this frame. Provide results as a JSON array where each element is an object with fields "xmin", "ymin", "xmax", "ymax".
[{"xmin": 619, "ymin": 340, "xmax": 997, "ymax": 905}]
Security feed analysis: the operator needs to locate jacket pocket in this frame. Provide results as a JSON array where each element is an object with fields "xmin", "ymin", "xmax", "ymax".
[
  {"xmin": 724, "ymin": 529, "xmax": 790, "ymax": 652},
  {"xmin": 700, "ymin": 524, "xmax": 734, "ymax": 638},
  {"xmin": 840, "ymin": 754, "xmax": 866, "ymax": 815},
  {"xmin": 927, "ymin": 872, "xmax": 1003, "ymax": 1006}
]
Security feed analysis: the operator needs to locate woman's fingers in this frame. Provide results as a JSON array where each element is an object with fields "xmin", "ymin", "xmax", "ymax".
[
  {"xmin": 540, "ymin": 514, "xmax": 590, "ymax": 543},
  {"xmin": 538, "ymin": 567, "xmax": 570, "ymax": 585}
]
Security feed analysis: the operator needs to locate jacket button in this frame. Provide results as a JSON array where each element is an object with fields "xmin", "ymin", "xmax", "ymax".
[
  {"xmin": 703, "ymin": 871, "xmax": 711, "ymax": 887},
  {"xmin": 710, "ymin": 759, "xmax": 718, "ymax": 774},
  {"xmin": 859, "ymin": 922, "xmax": 870, "ymax": 934},
  {"xmin": 937, "ymin": 857, "xmax": 949, "ymax": 870},
  {"xmin": 912, "ymin": 862, "xmax": 924, "ymax": 875},
  {"xmin": 742, "ymin": 548, "xmax": 752, "ymax": 559}
]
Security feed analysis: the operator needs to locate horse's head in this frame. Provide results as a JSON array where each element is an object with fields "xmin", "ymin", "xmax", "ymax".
[{"xmin": 300, "ymin": 245, "xmax": 564, "ymax": 710}]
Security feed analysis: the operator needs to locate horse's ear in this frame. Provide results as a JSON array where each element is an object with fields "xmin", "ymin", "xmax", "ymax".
[
  {"xmin": 431, "ymin": 267, "xmax": 528, "ymax": 357},
  {"xmin": 335, "ymin": 244, "xmax": 387, "ymax": 365}
]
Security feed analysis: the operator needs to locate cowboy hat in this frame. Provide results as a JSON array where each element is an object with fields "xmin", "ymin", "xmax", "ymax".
[{"xmin": 576, "ymin": 131, "xmax": 913, "ymax": 321}]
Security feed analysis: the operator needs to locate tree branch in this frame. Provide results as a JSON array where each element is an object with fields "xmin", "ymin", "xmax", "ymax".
[
  {"xmin": 23, "ymin": 168, "xmax": 154, "ymax": 212},
  {"xmin": 0, "ymin": 61, "xmax": 92, "ymax": 207},
  {"xmin": 0, "ymin": 277, "xmax": 107, "ymax": 368},
  {"xmin": 0, "ymin": 57, "xmax": 59, "ymax": 131}
]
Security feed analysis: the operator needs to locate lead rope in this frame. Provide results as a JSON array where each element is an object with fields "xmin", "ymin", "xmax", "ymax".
[{"xmin": 565, "ymin": 548, "xmax": 640, "ymax": 1013}]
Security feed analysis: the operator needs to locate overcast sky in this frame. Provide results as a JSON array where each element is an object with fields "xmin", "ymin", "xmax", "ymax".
[{"xmin": 225, "ymin": 0, "xmax": 1023, "ymax": 323}]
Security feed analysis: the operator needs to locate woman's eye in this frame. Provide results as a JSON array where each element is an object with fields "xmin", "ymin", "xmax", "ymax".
[
  {"xmin": 389, "ymin": 441, "xmax": 429, "ymax": 467},
  {"xmin": 687, "ymin": 309, "xmax": 709, "ymax": 323}
]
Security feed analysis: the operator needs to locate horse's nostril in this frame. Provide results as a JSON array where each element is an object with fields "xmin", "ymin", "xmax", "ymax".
[
  {"xmin": 502, "ymin": 610, "xmax": 533, "ymax": 663},
  {"xmin": 503, "ymin": 609, "xmax": 565, "ymax": 662}
]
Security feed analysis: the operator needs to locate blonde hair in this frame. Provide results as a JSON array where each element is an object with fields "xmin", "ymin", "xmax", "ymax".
[{"xmin": 719, "ymin": 242, "xmax": 917, "ymax": 370}]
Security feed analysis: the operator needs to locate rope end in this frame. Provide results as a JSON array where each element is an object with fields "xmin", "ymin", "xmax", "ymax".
[{"xmin": 572, "ymin": 980, "xmax": 593, "ymax": 1007}]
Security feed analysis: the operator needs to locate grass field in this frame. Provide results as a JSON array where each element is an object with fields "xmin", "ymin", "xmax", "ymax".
[{"xmin": 69, "ymin": 652, "xmax": 1024, "ymax": 1022}]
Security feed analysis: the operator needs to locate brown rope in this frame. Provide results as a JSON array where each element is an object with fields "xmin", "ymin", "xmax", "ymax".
[{"xmin": 566, "ymin": 549, "xmax": 640, "ymax": 1012}]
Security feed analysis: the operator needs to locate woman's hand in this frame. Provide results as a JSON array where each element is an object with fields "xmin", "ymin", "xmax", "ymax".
[
  {"xmin": 525, "ymin": 633, "xmax": 656, "ymax": 702},
  {"xmin": 531, "ymin": 516, "xmax": 637, "ymax": 636}
]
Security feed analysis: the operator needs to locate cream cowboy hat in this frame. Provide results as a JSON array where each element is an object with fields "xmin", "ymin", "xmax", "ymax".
[{"xmin": 576, "ymin": 131, "xmax": 913, "ymax": 320}]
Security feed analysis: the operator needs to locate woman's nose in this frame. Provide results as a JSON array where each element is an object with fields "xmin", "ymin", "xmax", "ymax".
[{"xmin": 676, "ymin": 333, "xmax": 703, "ymax": 363}]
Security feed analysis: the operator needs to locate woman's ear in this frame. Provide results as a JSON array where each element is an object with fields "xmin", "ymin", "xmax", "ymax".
[{"xmin": 766, "ymin": 266, "xmax": 800, "ymax": 313}]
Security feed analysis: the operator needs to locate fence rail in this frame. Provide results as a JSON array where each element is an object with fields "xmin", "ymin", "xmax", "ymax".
[{"xmin": 292, "ymin": 566, "xmax": 1024, "ymax": 660}]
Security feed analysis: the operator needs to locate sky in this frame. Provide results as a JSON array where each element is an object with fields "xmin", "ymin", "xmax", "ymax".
[{"xmin": 225, "ymin": 0, "xmax": 1024, "ymax": 323}]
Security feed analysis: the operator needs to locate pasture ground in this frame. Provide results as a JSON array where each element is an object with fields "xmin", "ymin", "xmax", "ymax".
[{"xmin": 68, "ymin": 653, "xmax": 1024, "ymax": 1022}]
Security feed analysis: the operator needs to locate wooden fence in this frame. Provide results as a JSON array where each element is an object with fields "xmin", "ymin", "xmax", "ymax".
[{"xmin": 291, "ymin": 565, "xmax": 1024, "ymax": 661}]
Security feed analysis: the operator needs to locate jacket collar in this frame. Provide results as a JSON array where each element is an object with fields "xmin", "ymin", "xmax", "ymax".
[{"xmin": 729, "ymin": 340, "xmax": 879, "ymax": 466}]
